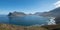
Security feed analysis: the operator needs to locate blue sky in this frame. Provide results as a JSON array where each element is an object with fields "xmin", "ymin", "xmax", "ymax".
[{"xmin": 0, "ymin": 0, "xmax": 59, "ymax": 14}]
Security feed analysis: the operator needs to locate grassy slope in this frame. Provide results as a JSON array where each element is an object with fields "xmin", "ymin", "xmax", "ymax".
[
  {"xmin": 1, "ymin": 24, "xmax": 60, "ymax": 30},
  {"xmin": 0, "ymin": 24, "xmax": 48, "ymax": 30}
]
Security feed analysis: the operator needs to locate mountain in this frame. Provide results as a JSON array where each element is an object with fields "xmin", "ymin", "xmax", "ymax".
[
  {"xmin": 8, "ymin": 11, "xmax": 26, "ymax": 17},
  {"xmin": 39, "ymin": 7, "xmax": 60, "ymax": 17},
  {"xmin": 49, "ymin": 7, "xmax": 60, "ymax": 17},
  {"xmin": 34, "ymin": 12, "xmax": 43, "ymax": 16},
  {"xmin": 50, "ymin": 7, "xmax": 60, "ymax": 12},
  {"xmin": 50, "ymin": 7, "xmax": 60, "ymax": 24},
  {"xmin": 34, "ymin": 12, "xmax": 51, "ymax": 17}
]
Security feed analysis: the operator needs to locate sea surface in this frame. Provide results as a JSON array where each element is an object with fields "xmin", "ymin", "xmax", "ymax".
[{"xmin": 0, "ymin": 15, "xmax": 55, "ymax": 26}]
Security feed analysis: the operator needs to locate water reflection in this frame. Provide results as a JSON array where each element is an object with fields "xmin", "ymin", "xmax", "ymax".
[
  {"xmin": 8, "ymin": 16, "xmax": 13, "ymax": 24},
  {"xmin": 8, "ymin": 15, "xmax": 50, "ymax": 26}
]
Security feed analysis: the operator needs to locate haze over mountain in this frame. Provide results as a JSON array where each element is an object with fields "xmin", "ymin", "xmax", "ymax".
[
  {"xmin": 8, "ymin": 11, "xmax": 26, "ymax": 17},
  {"xmin": 35, "ymin": 7, "xmax": 60, "ymax": 17},
  {"xmin": 8, "ymin": 7, "xmax": 60, "ymax": 17},
  {"xmin": 47, "ymin": 7, "xmax": 60, "ymax": 17}
]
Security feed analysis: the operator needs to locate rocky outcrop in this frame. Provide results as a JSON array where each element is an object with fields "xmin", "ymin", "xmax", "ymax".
[
  {"xmin": 8, "ymin": 11, "xmax": 26, "ymax": 17},
  {"xmin": 54, "ymin": 16, "xmax": 60, "ymax": 24}
]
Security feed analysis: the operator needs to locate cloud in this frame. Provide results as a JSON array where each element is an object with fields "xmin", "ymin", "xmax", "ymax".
[{"xmin": 54, "ymin": 1, "xmax": 60, "ymax": 8}]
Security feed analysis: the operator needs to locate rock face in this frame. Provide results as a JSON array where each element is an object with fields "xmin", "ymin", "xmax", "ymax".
[
  {"xmin": 54, "ymin": 16, "xmax": 60, "ymax": 24},
  {"xmin": 8, "ymin": 11, "xmax": 26, "ymax": 17}
]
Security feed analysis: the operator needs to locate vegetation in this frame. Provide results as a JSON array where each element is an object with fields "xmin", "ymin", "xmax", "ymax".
[
  {"xmin": 1, "ymin": 24, "xmax": 60, "ymax": 30},
  {"xmin": 0, "ymin": 24, "xmax": 48, "ymax": 30}
]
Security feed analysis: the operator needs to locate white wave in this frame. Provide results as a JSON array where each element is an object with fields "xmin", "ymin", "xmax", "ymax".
[{"xmin": 48, "ymin": 17, "xmax": 56, "ymax": 25}]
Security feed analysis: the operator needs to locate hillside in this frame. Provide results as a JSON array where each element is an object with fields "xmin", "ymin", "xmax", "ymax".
[
  {"xmin": 49, "ymin": 7, "xmax": 60, "ymax": 17},
  {"xmin": 1, "ymin": 24, "xmax": 60, "ymax": 30},
  {"xmin": 8, "ymin": 11, "xmax": 26, "ymax": 17},
  {"xmin": 37, "ymin": 7, "xmax": 60, "ymax": 17},
  {"xmin": 0, "ymin": 24, "xmax": 48, "ymax": 30}
]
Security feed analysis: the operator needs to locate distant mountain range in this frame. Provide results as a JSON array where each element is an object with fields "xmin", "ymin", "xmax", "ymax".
[
  {"xmin": 49, "ymin": 7, "xmax": 60, "ymax": 17},
  {"xmin": 34, "ymin": 12, "xmax": 43, "ymax": 16},
  {"xmin": 8, "ymin": 7, "xmax": 60, "ymax": 17},
  {"xmin": 8, "ymin": 11, "xmax": 26, "ymax": 17},
  {"xmin": 35, "ymin": 7, "xmax": 60, "ymax": 17}
]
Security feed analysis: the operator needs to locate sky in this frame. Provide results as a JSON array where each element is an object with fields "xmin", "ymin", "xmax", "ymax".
[{"xmin": 0, "ymin": 0, "xmax": 60, "ymax": 14}]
